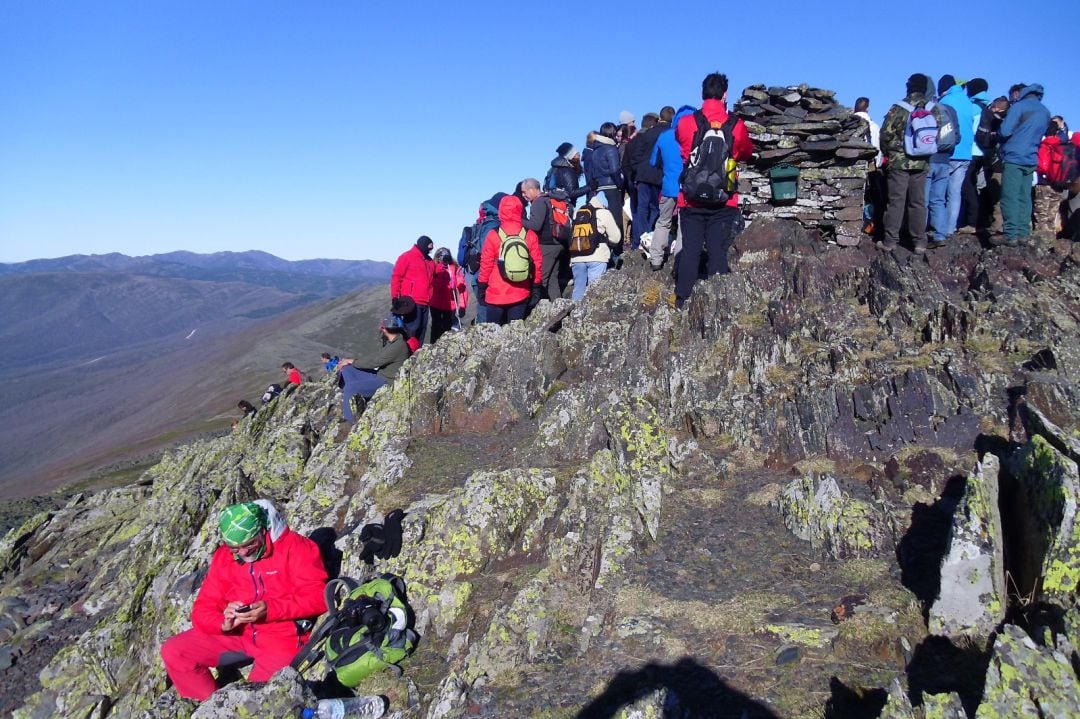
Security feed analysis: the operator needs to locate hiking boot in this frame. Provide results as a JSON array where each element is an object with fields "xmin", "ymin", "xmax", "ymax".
[
  {"xmin": 1002, "ymin": 236, "xmax": 1021, "ymax": 247},
  {"xmin": 650, "ymin": 262, "xmax": 665, "ymax": 272},
  {"xmin": 875, "ymin": 241, "xmax": 898, "ymax": 252},
  {"xmin": 955, "ymin": 225, "xmax": 977, "ymax": 235},
  {"xmin": 913, "ymin": 243, "xmax": 927, "ymax": 254},
  {"xmin": 927, "ymin": 237, "xmax": 949, "ymax": 249}
]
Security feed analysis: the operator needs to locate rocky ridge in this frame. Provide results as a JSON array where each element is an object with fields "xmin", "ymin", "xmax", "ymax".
[{"xmin": 1, "ymin": 219, "xmax": 1079, "ymax": 718}]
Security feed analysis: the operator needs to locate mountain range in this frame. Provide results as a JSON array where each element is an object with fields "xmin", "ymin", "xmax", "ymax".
[{"xmin": 0, "ymin": 250, "xmax": 395, "ymax": 500}]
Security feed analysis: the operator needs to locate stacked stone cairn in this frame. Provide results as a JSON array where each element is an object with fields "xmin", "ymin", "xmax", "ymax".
[{"xmin": 734, "ymin": 84, "xmax": 878, "ymax": 246}]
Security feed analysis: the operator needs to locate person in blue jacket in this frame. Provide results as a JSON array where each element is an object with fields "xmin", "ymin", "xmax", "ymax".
[
  {"xmin": 646, "ymin": 105, "xmax": 695, "ymax": 271},
  {"xmin": 997, "ymin": 84, "xmax": 1051, "ymax": 245},
  {"xmin": 933, "ymin": 75, "xmax": 978, "ymax": 245},
  {"xmin": 584, "ymin": 122, "xmax": 625, "ymax": 259}
]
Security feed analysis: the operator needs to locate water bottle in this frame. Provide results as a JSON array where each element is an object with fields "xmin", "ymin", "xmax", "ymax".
[{"xmin": 300, "ymin": 695, "xmax": 386, "ymax": 719}]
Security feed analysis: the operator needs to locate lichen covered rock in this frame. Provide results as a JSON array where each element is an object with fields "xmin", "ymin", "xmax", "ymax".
[
  {"xmin": 975, "ymin": 624, "xmax": 1080, "ymax": 718},
  {"xmin": 773, "ymin": 473, "xmax": 890, "ymax": 559}
]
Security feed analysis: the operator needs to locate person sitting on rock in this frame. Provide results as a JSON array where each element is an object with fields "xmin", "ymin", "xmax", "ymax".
[
  {"xmin": 281, "ymin": 362, "xmax": 302, "ymax": 386},
  {"xmin": 320, "ymin": 353, "xmax": 340, "ymax": 374},
  {"xmin": 337, "ymin": 315, "xmax": 412, "ymax": 421},
  {"xmin": 160, "ymin": 501, "xmax": 328, "ymax": 701}
]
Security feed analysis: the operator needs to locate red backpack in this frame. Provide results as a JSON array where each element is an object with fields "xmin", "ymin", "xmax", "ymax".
[
  {"xmin": 546, "ymin": 195, "xmax": 572, "ymax": 243},
  {"xmin": 1044, "ymin": 140, "xmax": 1077, "ymax": 190}
]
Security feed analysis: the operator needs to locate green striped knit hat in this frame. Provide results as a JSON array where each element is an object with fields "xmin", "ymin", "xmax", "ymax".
[{"xmin": 219, "ymin": 502, "xmax": 267, "ymax": 547}]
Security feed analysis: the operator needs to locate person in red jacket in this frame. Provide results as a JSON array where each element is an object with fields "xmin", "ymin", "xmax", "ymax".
[
  {"xmin": 281, "ymin": 362, "xmax": 301, "ymax": 386},
  {"xmin": 390, "ymin": 236, "xmax": 436, "ymax": 347},
  {"xmin": 477, "ymin": 195, "xmax": 543, "ymax": 325},
  {"xmin": 160, "ymin": 501, "xmax": 328, "ymax": 701},
  {"xmin": 429, "ymin": 247, "xmax": 468, "ymax": 342},
  {"xmin": 674, "ymin": 71, "xmax": 754, "ymax": 309}
]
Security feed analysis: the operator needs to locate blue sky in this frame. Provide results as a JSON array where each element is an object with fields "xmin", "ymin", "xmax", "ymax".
[{"xmin": 2, "ymin": 1, "xmax": 1076, "ymax": 265}]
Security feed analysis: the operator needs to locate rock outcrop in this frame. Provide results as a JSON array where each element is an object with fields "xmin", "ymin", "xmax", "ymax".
[{"xmin": 3, "ymin": 217, "xmax": 1080, "ymax": 718}]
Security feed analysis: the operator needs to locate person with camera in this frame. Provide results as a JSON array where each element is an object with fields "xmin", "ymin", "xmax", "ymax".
[
  {"xmin": 429, "ymin": 247, "xmax": 468, "ymax": 343},
  {"xmin": 160, "ymin": 501, "xmax": 328, "ymax": 701}
]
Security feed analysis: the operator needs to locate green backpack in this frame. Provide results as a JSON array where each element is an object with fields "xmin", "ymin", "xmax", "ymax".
[
  {"xmin": 291, "ymin": 573, "xmax": 418, "ymax": 687},
  {"xmin": 497, "ymin": 228, "xmax": 532, "ymax": 283}
]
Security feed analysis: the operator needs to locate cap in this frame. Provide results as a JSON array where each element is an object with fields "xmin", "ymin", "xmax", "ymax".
[{"xmin": 618, "ymin": 110, "xmax": 635, "ymax": 125}]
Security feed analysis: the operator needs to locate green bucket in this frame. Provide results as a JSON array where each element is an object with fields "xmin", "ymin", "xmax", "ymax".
[{"xmin": 768, "ymin": 164, "xmax": 800, "ymax": 203}]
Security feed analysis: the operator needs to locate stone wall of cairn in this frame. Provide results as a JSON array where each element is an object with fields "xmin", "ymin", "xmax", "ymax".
[{"xmin": 733, "ymin": 84, "xmax": 878, "ymax": 246}]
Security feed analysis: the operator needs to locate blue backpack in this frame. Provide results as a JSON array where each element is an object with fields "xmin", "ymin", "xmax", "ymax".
[{"xmin": 462, "ymin": 193, "xmax": 506, "ymax": 274}]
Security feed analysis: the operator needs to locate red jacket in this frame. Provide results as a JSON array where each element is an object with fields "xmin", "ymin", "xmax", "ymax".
[
  {"xmin": 391, "ymin": 246, "xmax": 436, "ymax": 306},
  {"xmin": 430, "ymin": 263, "xmax": 468, "ymax": 312},
  {"xmin": 285, "ymin": 368, "xmax": 301, "ymax": 386},
  {"xmin": 675, "ymin": 98, "xmax": 754, "ymax": 209},
  {"xmin": 1038, "ymin": 135, "xmax": 1064, "ymax": 181},
  {"xmin": 478, "ymin": 195, "xmax": 543, "ymax": 306},
  {"xmin": 191, "ymin": 527, "xmax": 327, "ymax": 653}
]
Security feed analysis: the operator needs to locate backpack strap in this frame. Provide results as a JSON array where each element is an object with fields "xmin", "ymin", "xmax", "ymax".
[
  {"xmin": 289, "ymin": 575, "xmax": 361, "ymax": 674},
  {"xmin": 896, "ymin": 100, "xmax": 915, "ymax": 113}
]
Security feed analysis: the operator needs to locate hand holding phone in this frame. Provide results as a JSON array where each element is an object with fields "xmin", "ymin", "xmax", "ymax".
[{"xmin": 235, "ymin": 604, "xmax": 252, "ymax": 613}]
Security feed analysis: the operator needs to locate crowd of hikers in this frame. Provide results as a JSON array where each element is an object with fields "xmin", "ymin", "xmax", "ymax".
[
  {"xmin": 868, "ymin": 74, "xmax": 1079, "ymax": 252},
  {"xmin": 232, "ymin": 71, "xmax": 1078, "ymax": 429}
]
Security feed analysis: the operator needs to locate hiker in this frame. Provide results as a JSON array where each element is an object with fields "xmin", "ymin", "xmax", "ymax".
[
  {"xmin": 854, "ymin": 97, "xmax": 886, "ymax": 238},
  {"xmin": 626, "ymin": 111, "xmax": 666, "ymax": 249},
  {"xmin": 477, "ymin": 195, "xmax": 543, "ymax": 325},
  {"xmin": 959, "ymin": 78, "xmax": 991, "ymax": 234},
  {"xmin": 522, "ymin": 177, "xmax": 570, "ymax": 301},
  {"xmin": 673, "ymin": 72, "xmax": 753, "ymax": 308},
  {"xmin": 545, "ymin": 143, "xmax": 587, "ymax": 207},
  {"xmin": 997, "ymin": 84, "xmax": 1051, "ymax": 245},
  {"xmin": 1034, "ymin": 121, "xmax": 1073, "ymax": 237},
  {"xmin": 429, "ymin": 247, "xmax": 468, "ymax": 343},
  {"xmin": 581, "ymin": 131, "xmax": 597, "ymax": 190},
  {"xmin": 647, "ymin": 105, "xmax": 693, "ymax": 271},
  {"xmin": 282, "ymin": 362, "xmax": 302, "ymax": 386},
  {"xmin": 321, "ymin": 353, "xmax": 340, "ymax": 374},
  {"xmin": 585, "ymin": 123, "xmax": 625, "ymax": 259},
  {"xmin": 390, "ymin": 236, "xmax": 436, "ymax": 346},
  {"xmin": 160, "ymin": 501, "xmax": 328, "ymax": 702},
  {"xmin": 879, "ymin": 73, "xmax": 933, "ymax": 253},
  {"xmin": 457, "ymin": 193, "xmax": 506, "ymax": 326},
  {"xmin": 926, "ymin": 75, "xmax": 977, "ymax": 246},
  {"xmin": 237, "ymin": 400, "xmax": 256, "ymax": 418},
  {"xmin": 570, "ymin": 193, "xmax": 621, "ymax": 301},
  {"xmin": 337, "ymin": 316, "xmax": 412, "ymax": 421}
]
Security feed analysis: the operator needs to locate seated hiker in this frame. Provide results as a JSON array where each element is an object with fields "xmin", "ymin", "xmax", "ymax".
[
  {"xmin": 281, "ymin": 362, "xmax": 302, "ymax": 386},
  {"xmin": 160, "ymin": 501, "xmax": 328, "ymax": 702},
  {"xmin": 320, "ymin": 353, "xmax": 340, "ymax": 374},
  {"xmin": 337, "ymin": 315, "xmax": 411, "ymax": 421},
  {"xmin": 233, "ymin": 400, "xmax": 257, "ymax": 427}
]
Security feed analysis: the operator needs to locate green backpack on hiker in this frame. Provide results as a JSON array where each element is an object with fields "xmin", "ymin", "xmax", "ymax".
[
  {"xmin": 497, "ymin": 228, "xmax": 532, "ymax": 283},
  {"xmin": 291, "ymin": 573, "xmax": 418, "ymax": 688}
]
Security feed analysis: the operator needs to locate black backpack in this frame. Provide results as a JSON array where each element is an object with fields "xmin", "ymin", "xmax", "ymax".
[
  {"xmin": 974, "ymin": 100, "xmax": 997, "ymax": 152},
  {"xmin": 260, "ymin": 383, "xmax": 283, "ymax": 405},
  {"xmin": 680, "ymin": 111, "xmax": 738, "ymax": 206}
]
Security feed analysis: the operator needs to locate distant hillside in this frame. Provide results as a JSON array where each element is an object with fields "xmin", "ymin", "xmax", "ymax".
[{"xmin": 0, "ymin": 250, "xmax": 394, "ymax": 498}]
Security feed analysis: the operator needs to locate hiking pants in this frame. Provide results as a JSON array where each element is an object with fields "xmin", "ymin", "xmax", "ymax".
[
  {"xmin": 1001, "ymin": 163, "xmax": 1035, "ymax": 240},
  {"xmin": 633, "ymin": 183, "xmax": 660, "ymax": 249},
  {"xmin": 484, "ymin": 301, "xmax": 528, "ymax": 326},
  {"xmin": 430, "ymin": 308, "xmax": 458, "ymax": 344},
  {"xmin": 339, "ymin": 365, "xmax": 387, "ymax": 421},
  {"xmin": 571, "ymin": 261, "xmax": 606, "ymax": 301},
  {"xmin": 600, "ymin": 188, "xmax": 624, "ymax": 256},
  {"xmin": 161, "ymin": 628, "xmax": 297, "ymax": 701},
  {"xmin": 401, "ymin": 304, "xmax": 429, "ymax": 347},
  {"xmin": 675, "ymin": 206, "xmax": 739, "ymax": 301},
  {"xmin": 883, "ymin": 167, "xmax": 927, "ymax": 248},
  {"xmin": 961, "ymin": 156, "xmax": 984, "ymax": 229},
  {"xmin": 539, "ymin": 243, "xmax": 568, "ymax": 300},
  {"xmin": 648, "ymin": 197, "xmax": 677, "ymax": 267},
  {"xmin": 465, "ymin": 271, "xmax": 487, "ymax": 324}
]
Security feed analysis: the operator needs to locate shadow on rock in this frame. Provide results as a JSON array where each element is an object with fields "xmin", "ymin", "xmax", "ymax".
[
  {"xmin": 896, "ymin": 474, "xmax": 967, "ymax": 613},
  {"xmin": 905, "ymin": 635, "xmax": 990, "ymax": 716},
  {"xmin": 308, "ymin": 527, "xmax": 342, "ymax": 579},
  {"xmin": 574, "ymin": 657, "xmax": 778, "ymax": 719},
  {"xmin": 823, "ymin": 676, "xmax": 887, "ymax": 719}
]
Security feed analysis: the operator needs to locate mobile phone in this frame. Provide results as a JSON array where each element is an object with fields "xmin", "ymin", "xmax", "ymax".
[{"xmin": 236, "ymin": 604, "xmax": 252, "ymax": 613}]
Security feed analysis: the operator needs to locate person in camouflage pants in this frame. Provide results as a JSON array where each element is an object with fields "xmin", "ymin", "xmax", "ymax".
[{"xmin": 879, "ymin": 74, "xmax": 932, "ymax": 253}]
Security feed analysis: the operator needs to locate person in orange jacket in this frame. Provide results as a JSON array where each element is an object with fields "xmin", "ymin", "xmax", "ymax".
[
  {"xmin": 477, "ymin": 195, "xmax": 543, "ymax": 325},
  {"xmin": 160, "ymin": 501, "xmax": 327, "ymax": 701}
]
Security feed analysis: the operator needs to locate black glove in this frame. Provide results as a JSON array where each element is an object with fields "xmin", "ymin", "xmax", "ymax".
[
  {"xmin": 529, "ymin": 284, "xmax": 542, "ymax": 307},
  {"xmin": 477, "ymin": 282, "xmax": 487, "ymax": 304},
  {"xmin": 457, "ymin": 307, "xmax": 466, "ymax": 318}
]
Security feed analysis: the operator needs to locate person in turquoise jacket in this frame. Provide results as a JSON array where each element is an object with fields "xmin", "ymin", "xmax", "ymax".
[
  {"xmin": 646, "ymin": 105, "xmax": 695, "ymax": 270},
  {"xmin": 935, "ymin": 77, "xmax": 978, "ymax": 241},
  {"xmin": 998, "ymin": 84, "xmax": 1051, "ymax": 244}
]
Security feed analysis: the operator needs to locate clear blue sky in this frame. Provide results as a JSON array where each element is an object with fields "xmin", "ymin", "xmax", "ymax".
[{"xmin": 2, "ymin": 1, "xmax": 1076, "ymax": 265}]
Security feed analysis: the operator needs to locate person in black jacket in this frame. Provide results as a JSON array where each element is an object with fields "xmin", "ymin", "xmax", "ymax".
[
  {"xmin": 624, "ymin": 112, "xmax": 666, "ymax": 249},
  {"xmin": 545, "ymin": 142, "xmax": 588, "ymax": 207},
  {"xmin": 586, "ymin": 122, "xmax": 624, "ymax": 260}
]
